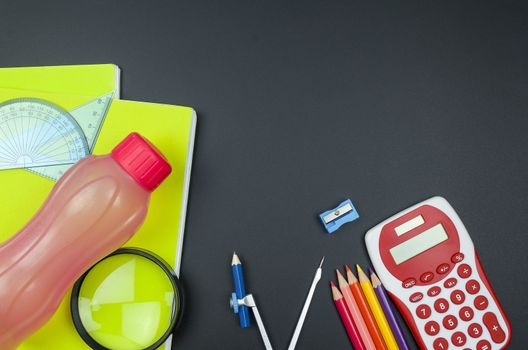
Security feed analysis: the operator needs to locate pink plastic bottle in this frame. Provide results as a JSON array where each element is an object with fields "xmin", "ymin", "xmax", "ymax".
[{"xmin": 0, "ymin": 132, "xmax": 172, "ymax": 350}]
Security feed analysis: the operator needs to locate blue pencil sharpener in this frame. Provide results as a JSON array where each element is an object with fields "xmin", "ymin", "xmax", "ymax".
[{"xmin": 319, "ymin": 199, "xmax": 359, "ymax": 233}]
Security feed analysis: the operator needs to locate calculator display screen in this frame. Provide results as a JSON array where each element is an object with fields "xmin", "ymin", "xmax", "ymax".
[{"xmin": 390, "ymin": 224, "xmax": 448, "ymax": 264}]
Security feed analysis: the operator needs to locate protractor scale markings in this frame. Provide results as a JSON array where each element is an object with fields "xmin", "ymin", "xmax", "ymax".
[{"xmin": 0, "ymin": 93, "xmax": 112, "ymax": 180}]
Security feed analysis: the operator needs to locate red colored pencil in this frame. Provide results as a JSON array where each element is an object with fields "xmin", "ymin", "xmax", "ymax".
[{"xmin": 331, "ymin": 281, "xmax": 366, "ymax": 350}]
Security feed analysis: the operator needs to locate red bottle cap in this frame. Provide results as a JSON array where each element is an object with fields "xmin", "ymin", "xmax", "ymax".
[{"xmin": 111, "ymin": 132, "xmax": 172, "ymax": 192}]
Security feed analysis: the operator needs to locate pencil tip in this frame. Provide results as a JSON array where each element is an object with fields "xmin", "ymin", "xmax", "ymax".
[
  {"xmin": 371, "ymin": 272, "xmax": 382, "ymax": 287},
  {"xmin": 231, "ymin": 253, "xmax": 241, "ymax": 265},
  {"xmin": 356, "ymin": 264, "xmax": 363, "ymax": 273}
]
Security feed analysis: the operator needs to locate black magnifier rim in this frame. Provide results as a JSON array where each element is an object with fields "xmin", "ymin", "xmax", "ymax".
[{"xmin": 71, "ymin": 248, "xmax": 185, "ymax": 350}]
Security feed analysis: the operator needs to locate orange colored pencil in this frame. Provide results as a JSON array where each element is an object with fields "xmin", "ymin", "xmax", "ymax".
[
  {"xmin": 337, "ymin": 269, "xmax": 376, "ymax": 350},
  {"xmin": 345, "ymin": 264, "xmax": 388, "ymax": 350}
]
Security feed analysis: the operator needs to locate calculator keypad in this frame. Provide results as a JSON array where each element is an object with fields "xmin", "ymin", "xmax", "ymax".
[{"xmin": 402, "ymin": 253, "xmax": 508, "ymax": 349}]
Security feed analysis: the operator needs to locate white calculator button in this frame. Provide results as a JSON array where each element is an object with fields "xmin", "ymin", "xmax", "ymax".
[
  {"xmin": 442, "ymin": 314, "xmax": 458, "ymax": 330},
  {"xmin": 477, "ymin": 339, "xmax": 492, "ymax": 350},
  {"xmin": 465, "ymin": 279, "xmax": 480, "ymax": 295},
  {"xmin": 457, "ymin": 264, "xmax": 472, "ymax": 279},
  {"xmin": 433, "ymin": 337, "xmax": 449, "ymax": 350},
  {"xmin": 468, "ymin": 323, "xmax": 483, "ymax": 338},
  {"xmin": 425, "ymin": 320, "xmax": 440, "ymax": 336},
  {"xmin": 434, "ymin": 298, "xmax": 449, "ymax": 313},
  {"xmin": 451, "ymin": 331, "xmax": 467, "ymax": 347},
  {"xmin": 474, "ymin": 295, "xmax": 489, "ymax": 311}
]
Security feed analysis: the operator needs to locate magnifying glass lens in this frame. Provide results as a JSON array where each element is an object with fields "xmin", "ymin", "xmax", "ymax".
[{"xmin": 74, "ymin": 252, "xmax": 180, "ymax": 350}]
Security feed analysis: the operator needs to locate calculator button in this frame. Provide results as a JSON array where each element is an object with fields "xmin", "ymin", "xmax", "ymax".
[
  {"xmin": 436, "ymin": 263, "xmax": 450, "ymax": 275},
  {"xmin": 468, "ymin": 323, "xmax": 483, "ymax": 338},
  {"xmin": 477, "ymin": 340, "xmax": 492, "ymax": 350},
  {"xmin": 450, "ymin": 290, "xmax": 466, "ymax": 305},
  {"xmin": 443, "ymin": 314, "xmax": 458, "ymax": 330},
  {"xmin": 433, "ymin": 337, "xmax": 449, "ymax": 350},
  {"xmin": 474, "ymin": 295, "xmax": 489, "ymax": 310},
  {"xmin": 428, "ymin": 286, "xmax": 441, "ymax": 297},
  {"xmin": 457, "ymin": 264, "xmax": 472, "ymax": 278},
  {"xmin": 409, "ymin": 292, "xmax": 423, "ymax": 303},
  {"xmin": 459, "ymin": 306, "xmax": 474, "ymax": 321},
  {"xmin": 444, "ymin": 278, "xmax": 457, "ymax": 289},
  {"xmin": 434, "ymin": 298, "xmax": 449, "ymax": 313},
  {"xmin": 425, "ymin": 320, "xmax": 440, "ymax": 336},
  {"xmin": 451, "ymin": 252, "xmax": 464, "ymax": 263},
  {"xmin": 451, "ymin": 331, "xmax": 467, "ymax": 347},
  {"xmin": 465, "ymin": 279, "xmax": 480, "ymax": 295},
  {"xmin": 416, "ymin": 304, "xmax": 431, "ymax": 319},
  {"xmin": 483, "ymin": 312, "xmax": 506, "ymax": 343},
  {"xmin": 402, "ymin": 277, "xmax": 416, "ymax": 288},
  {"xmin": 420, "ymin": 271, "xmax": 435, "ymax": 283}
]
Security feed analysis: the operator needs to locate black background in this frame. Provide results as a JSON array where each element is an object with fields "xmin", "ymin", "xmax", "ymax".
[{"xmin": 1, "ymin": 1, "xmax": 527, "ymax": 349}]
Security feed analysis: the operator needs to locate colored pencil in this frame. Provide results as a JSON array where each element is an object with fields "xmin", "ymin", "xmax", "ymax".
[
  {"xmin": 371, "ymin": 269, "xmax": 410, "ymax": 350},
  {"xmin": 357, "ymin": 265, "xmax": 399, "ymax": 350},
  {"xmin": 331, "ymin": 281, "xmax": 366, "ymax": 350},
  {"xmin": 337, "ymin": 269, "xmax": 377, "ymax": 350},
  {"xmin": 231, "ymin": 252, "xmax": 251, "ymax": 328},
  {"xmin": 345, "ymin": 265, "xmax": 388, "ymax": 350}
]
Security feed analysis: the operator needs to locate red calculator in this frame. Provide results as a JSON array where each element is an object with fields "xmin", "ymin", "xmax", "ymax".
[{"xmin": 365, "ymin": 197, "xmax": 511, "ymax": 350}]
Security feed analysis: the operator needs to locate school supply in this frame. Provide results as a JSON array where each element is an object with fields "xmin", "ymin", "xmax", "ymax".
[
  {"xmin": 365, "ymin": 196, "xmax": 512, "ymax": 350},
  {"xmin": 319, "ymin": 199, "xmax": 359, "ymax": 233},
  {"xmin": 0, "ymin": 94, "xmax": 112, "ymax": 179},
  {"xmin": 0, "ymin": 64, "xmax": 120, "ymax": 96},
  {"xmin": 357, "ymin": 265, "xmax": 399, "ymax": 350},
  {"xmin": 230, "ymin": 253, "xmax": 273, "ymax": 350},
  {"xmin": 0, "ymin": 81, "xmax": 196, "ymax": 350},
  {"xmin": 370, "ymin": 270, "xmax": 410, "ymax": 350},
  {"xmin": 231, "ymin": 253, "xmax": 251, "ymax": 328},
  {"xmin": 0, "ymin": 133, "xmax": 172, "ymax": 349},
  {"xmin": 345, "ymin": 265, "xmax": 388, "ymax": 350},
  {"xmin": 336, "ymin": 270, "xmax": 376, "ymax": 350},
  {"xmin": 330, "ymin": 281, "xmax": 366, "ymax": 350},
  {"xmin": 287, "ymin": 257, "xmax": 324, "ymax": 350},
  {"xmin": 71, "ymin": 248, "xmax": 184, "ymax": 350}
]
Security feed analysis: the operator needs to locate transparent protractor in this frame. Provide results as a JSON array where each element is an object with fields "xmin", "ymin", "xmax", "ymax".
[{"xmin": 0, "ymin": 98, "xmax": 89, "ymax": 170}]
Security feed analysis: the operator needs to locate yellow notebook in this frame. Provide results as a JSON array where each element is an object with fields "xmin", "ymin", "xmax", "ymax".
[
  {"xmin": 0, "ymin": 64, "xmax": 121, "ymax": 97},
  {"xmin": 0, "ymin": 87, "xmax": 196, "ymax": 350}
]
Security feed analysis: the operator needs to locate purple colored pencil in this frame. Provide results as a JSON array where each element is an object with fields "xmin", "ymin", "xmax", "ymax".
[{"xmin": 369, "ymin": 268, "xmax": 411, "ymax": 350}]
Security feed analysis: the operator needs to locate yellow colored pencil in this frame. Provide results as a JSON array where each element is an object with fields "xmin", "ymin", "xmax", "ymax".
[{"xmin": 357, "ymin": 265, "xmax": 399, "ymax": 350}]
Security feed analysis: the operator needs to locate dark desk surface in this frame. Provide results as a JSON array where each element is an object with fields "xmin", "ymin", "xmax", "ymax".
[{"xmin": 2, "ymin": 1, "xmax": 527, "ymax": 348}]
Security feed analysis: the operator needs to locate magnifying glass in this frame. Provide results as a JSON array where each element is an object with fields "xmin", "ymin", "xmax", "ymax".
[{"xmin": 71, "ymin": 248, "xmax": 184, "ymax": 350}]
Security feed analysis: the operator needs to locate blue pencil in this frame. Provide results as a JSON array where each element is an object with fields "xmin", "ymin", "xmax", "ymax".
[{"xmin": 232, "ymin": 252, "xmax": 251, "ymax": 328}]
